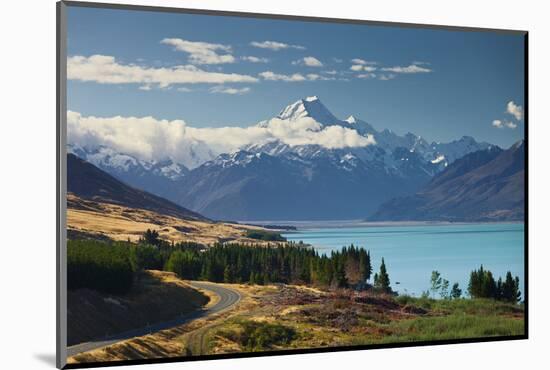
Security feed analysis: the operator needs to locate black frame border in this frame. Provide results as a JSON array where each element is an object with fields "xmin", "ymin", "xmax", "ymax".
[{"xmin": 56, "ymin": 1, "xmax": 529, "ymax": 369}]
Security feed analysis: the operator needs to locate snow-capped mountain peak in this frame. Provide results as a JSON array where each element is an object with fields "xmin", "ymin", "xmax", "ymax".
[
  {"xmin": 251, "ymin": 97, "xmax": 493, "ymax": 172},
  {"xmin": 304, "ymin": 95, "xmax": 319, "ymax": 102},
  {"xmin": 345, "ymin": 115, "xmax": 358, "ymax": 124},
  {"xmin": 277, "ymin": 96, "xmax": 339, "ymax": 125}
]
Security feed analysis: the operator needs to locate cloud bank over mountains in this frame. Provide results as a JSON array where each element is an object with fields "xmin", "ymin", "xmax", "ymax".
[{"xmin": 67, "ymin": 111, "xmax": 375, "ymax": 168}]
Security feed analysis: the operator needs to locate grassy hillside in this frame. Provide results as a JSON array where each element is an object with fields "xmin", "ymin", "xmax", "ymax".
[
  {"xmin": 67, "ymin": 194, "xmax": 275, "ymax": 245},
  {"xmin": 68, "ymin": 282, "xmax": 523, "ymax": 364},
  {"xmin": 209, "ymin": 286, "xmax": 524, "ymax": 352},
  {"xmin": 67, "ymin": 153, "xmax": 281, "ymax": 245}
]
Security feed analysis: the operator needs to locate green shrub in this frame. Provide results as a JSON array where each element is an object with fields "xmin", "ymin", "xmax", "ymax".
[{"xmin": 226, "ymin": 320, "xmax": 297, "ymax": 351}]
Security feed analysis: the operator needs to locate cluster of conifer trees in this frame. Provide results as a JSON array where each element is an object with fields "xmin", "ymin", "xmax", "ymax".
[
  {"xmin": 166, "ymin": 243, "xmax": 373, "ymax": 288},
  {"xmin": 68, "ymin": 230, "xmax": 521, "ymax": 303},
  {"xmin": 67, "ymin": 235, "xmax": 376, "ymax": 293},
  {"xmin": 468, "ymin": 265, "xmax": 521, "ymax": 302}
]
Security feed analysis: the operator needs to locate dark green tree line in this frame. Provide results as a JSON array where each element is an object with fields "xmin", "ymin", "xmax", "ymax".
[
  {"xmin": 166, "ymin": 243, "xmax": 372, "ymax": 288},
  {"xmin": 468, "ymin": 265, "xmax": 521, "ymax": 303}
]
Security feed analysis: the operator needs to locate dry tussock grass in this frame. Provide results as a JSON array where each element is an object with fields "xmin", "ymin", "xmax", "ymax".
[{"xmin": 67, "ymin": 194, "xmax": 271, "ymax": 245}]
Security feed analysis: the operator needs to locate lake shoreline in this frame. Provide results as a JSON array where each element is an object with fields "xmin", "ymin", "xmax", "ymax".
[
  {"xmin": 241, "ymin": 219, "xmax": 524, "ymax": 232},
  {"xmin": 280, "ymin": 222, "xmax": 524, "ymax": 297}
]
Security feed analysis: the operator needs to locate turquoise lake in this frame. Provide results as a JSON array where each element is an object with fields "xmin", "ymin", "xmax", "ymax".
[{"xmin": 282, "ymin": 222, "xmax": 525, "ymax": 297}]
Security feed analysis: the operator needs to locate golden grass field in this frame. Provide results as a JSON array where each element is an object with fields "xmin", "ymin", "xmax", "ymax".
[
  {"xmin": 67, "ymin": 193, "xmax": 269, "ymax": 245},
  {"xmin": 67, "ymin": 280, "xmax": 261, "ymax": 364},
  {"xmin": 68, "ymin": 277, "xmax": 524, "ymax": 364}
]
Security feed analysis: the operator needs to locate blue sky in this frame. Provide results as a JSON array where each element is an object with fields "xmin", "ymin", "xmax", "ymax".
[{"xmin": 67, "ymin": 6, "xmax": 525, "ymax": 148}]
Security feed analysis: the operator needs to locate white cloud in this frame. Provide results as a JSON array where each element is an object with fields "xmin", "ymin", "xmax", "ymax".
[
  {"xmin": 68, "ymin": 111, "xmax": 206, "ymax": 167},
  {"xmin": 68, "ymin": 112, "xmax": 376, "ymax": 168},
  {"xmin": 210, "ymin": 86, "xmax": 251, "ymax": 95},
  {"xmin": 492, "ymin": 119, "xmax": 504, "ymax": 128},
  {"xmin": 350, "ymin": 65, "xmax": 377, "ymax": 72},
  {"xmin": 506, "ymin": 121, "xmax": 518, "ymax": 129},
  {"xmin": 492, "ymin": 119, "xmax": 518, "ymax": 129},
  {"xmin": 324, "ymin": 70, "xmax": 339, "ymax": 75},
  {"xmin": 293, "ymin": 56, "xmax": 323, "ymax": 67},
  {"xmin": 161, "ymin": 38, "xmax": 235, "ymax": 65},
  {"xmin": 259, "ymin": 71, "xmax": 307, "ymax": 82},
  {"xmin": 381, "ymin": 64, "xmax": 432, "ymax": 73},
  {"xmin": 357, "ymin": 73, "xmax": 377, "ymax": 79},
  {"xmin": 138, "ymin": 85, "xmax": 152, "ymax": 91},
  {"xmin": 306, "ymin": 74, "xmax": 335, "ymax": 81},
  {"xmin": 351, "ymin": 58, "xmax": 377, "ymax": 65},
  {"xmin": 250, "ymin": 41, "xmax": 305, "ymax": 51},
  {"xmin": 67, "ymin": 55, "xmax": 258, "ymax": 88},
  {"xmin": 177, "ymin": 87, "xmax": 192, "ymax": 92},
  {"xmin": 306, "ymin": 74, "xmax": 321, "ymax": 81},
  {"xmin": 241, "ymin": 56, "xmax": 269, "ymax": 63},
  {"xmin": 261, "ymin": 118, "xmax": 376, "ymax": 148},
  {"xmin": 333, "ymin": 58, "xmax": 343, "ymax": 63},
  {"xmin": 259, "ymin": 71, "xmax": 334, "ymax": 82},
  {"xmin": 351, "ymin": 58, "xmax": 367, "ymax": 65},
  {"xmin": 506, "ymin": 101, "xmax": 524, "ymax": 120},
  {"xmin": 493, "ymin": 101, "xmax": 523, "ymax": 129}
]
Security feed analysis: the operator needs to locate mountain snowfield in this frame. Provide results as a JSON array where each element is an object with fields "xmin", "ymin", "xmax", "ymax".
[{"xmin": 68, "ymin": 96, "xmax": 496, "ymax": 220}]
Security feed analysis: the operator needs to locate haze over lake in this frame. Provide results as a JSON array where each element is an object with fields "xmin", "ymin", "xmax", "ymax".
[{"xmin": 281, "ymin": 222, "xmax": 524, "ymax": 297}]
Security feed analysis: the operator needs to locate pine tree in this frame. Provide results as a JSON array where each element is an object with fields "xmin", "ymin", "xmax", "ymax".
[
  {"xmin": 359, "ymin": 250, "xmax": 372, "ymax": 283},
  {"xmin": 374, "ymin": 258, "xmax": 391, "ymax": 293},
  {"xmin": 501, "ymin": 271, "xmax": 521, "ymax": 303},
  {"xmin": 332, "ymin": 264, "xmax": 348, "ymax": 288},
  {"xmin": 468, "ymin": 265, "xmax": 498, "ymax": 299},
  {"xmin": 143, "ymin": 229, "xmax": 161, "ymax": 246},
  {"xmin": 224, "ymin": 265, "xmax": 234, "ymax": 283}
]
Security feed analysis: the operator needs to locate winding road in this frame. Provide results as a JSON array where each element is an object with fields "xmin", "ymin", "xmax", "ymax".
[{"xmin": 66, "ymin": 281, "xmax": 241, "ymax": 357}]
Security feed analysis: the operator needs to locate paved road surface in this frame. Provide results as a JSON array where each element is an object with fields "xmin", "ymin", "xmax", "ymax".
[{"xmin": 66, "ymin": 281, "xmax": 241, "ymax": 357}]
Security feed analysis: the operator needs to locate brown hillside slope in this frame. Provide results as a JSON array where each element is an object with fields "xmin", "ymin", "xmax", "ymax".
[
  {"xmin": 68, "ymin": 270, "xmax": 208, "ymax": 346},
  {"xmin": 67, "ymin": 194, "xmax": 268, "ymax": 245}
]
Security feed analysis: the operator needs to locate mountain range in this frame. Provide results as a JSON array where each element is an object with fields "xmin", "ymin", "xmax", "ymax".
[
  {"xmin": 68, "ymin": 96, "xmax": 512, "ymax": 221},
  {"xmin": 369, "ymin": 140, "xmax": 525, "ymax": 221}
]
